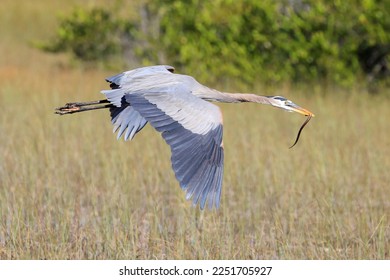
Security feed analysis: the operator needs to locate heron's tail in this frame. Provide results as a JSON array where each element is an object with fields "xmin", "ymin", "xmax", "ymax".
[{"xmin": 55, "ymin": 99, "xmax": 113, "ymax": 115}]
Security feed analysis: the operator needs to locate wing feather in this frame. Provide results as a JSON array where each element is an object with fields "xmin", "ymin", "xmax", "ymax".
[{"xmin": 109, "ymin": 105, "xmax": 147, "ymax": 141}]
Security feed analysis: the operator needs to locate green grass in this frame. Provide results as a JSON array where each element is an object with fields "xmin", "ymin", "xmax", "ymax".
[{"xmin": 0, "ymin": 0, "xmax": 389, "ymax": 259}]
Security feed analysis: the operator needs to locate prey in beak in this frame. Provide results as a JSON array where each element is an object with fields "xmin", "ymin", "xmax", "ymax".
[
  {"xmin": 269, "ymin": 96, "xmax": 315, "ymax": 148},
  {"xmin": 285, "ymin": 101, "xmax": 314, "ymax": 148}
]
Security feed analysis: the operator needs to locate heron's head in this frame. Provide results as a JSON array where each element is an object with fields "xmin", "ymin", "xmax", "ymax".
[{"xmin": 268, "ymin": 96, "xmax": 314, "ymax": 116}]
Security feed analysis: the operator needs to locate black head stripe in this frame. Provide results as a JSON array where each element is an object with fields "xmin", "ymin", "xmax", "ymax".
[{"xmin": 272, "ymin": 96, "xmax": 287, "ymax": 101}]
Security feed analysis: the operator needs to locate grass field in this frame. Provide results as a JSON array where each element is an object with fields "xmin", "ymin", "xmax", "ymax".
[{"xmin": 1, "ymin": 1, "xmax": 389, "ymax": 259}]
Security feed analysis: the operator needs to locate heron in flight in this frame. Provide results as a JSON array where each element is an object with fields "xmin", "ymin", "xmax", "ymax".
[{"xmin": 56, "ymin": 65, "xmax": 314, "ymax": 210}]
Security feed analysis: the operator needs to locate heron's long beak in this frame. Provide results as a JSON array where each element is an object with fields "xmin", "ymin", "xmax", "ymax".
[{"xmin": 287, "ymin": 103, "xmax": 315, "ymax": 117}]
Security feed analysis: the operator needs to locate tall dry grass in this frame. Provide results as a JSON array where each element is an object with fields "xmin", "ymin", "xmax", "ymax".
[{"xmin": 0, "ymin": 0, "xmax": 389, "ymax": 259}]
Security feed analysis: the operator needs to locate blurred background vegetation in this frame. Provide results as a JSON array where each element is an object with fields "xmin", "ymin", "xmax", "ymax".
[
  {"xmin": 39, "ymin": 0, "xmax": 389, "ymax": 89},
  {"xmin": 1, "ymin": 0, "xmax": 390, "ymax": 259}
]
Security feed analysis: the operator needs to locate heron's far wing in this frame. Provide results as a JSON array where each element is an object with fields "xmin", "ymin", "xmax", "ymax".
[
  {"xmin": 110, "ymin": 105, "xmax": 148, "ymax": 141},
  {"xmin": 102, "ymin": 65, "xmax": 175, "ymax": 106},
  {"xmin": 101, "ymin": 66, "xmax": 174, "ymax": 140},
  {"xmin": 126, "ymin": 84, "xmax": 224, "ymax": 210},
  {"xmin": 101, "ymin": 87, "xmax": 148, "ymax": 141}
]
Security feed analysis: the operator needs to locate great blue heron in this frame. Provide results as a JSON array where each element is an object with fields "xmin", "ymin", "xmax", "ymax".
[{"xmin": 56, "ymin": 65, "xmax": 314, "ymax": 210}]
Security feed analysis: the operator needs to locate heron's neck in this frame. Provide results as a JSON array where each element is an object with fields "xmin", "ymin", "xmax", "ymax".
[
  {"xmin": 197, "ymin": 87, "xmax": 272, "ymax": 105},
  {"xmin": 226, "ymin": 92, "xmax": 272, "ymax": 105}
]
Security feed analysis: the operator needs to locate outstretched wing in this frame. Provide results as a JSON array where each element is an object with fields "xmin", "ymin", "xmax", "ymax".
[{"xmin": 124, "ymin": 74, "xmax": 224, "ymax": 209}]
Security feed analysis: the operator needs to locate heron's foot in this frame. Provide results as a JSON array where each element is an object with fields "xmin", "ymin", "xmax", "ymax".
[
  {"xmin": 55, "ymin": 103, "xmax": 82, "ymax": 115},
  {"xmin": 55, "ymin": 100, "xmax": 111, "ymax": 115}
]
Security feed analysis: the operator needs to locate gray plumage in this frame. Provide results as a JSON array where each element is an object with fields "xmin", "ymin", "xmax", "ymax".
[
  {"xmin": 103, "ymin": 66, "xmax": 224, "ymax": 209},
  {"xmin": 56, "ymin": 65, "xmax": 314, "ymax": 210}
]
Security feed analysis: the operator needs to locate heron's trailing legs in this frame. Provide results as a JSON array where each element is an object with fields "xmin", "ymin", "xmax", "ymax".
[{"xmin": 55, "ymin": 99, "xmax": 113, "ymax": 115}]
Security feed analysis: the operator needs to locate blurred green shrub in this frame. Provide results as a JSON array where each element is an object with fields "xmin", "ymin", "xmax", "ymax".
[
  {"xmin": 40, "ymin": 0, "xmax": 389, "ymax": 87},
  {"xmin": 38, "ymin": 7, "xmax": 125, "ymax": 61}
]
